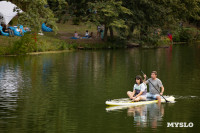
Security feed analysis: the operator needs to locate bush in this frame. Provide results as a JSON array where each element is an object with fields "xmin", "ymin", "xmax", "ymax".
[
  {"xmin": 12, "ymin": 33, "xmax": 37, "ymax": 54},
  {"xmin": 140, "ymin": 34, "xmax": 160, "ymax": 46},
  {"xmin": 172, "ymin": 30, "xmax": 180, "ymax": 42},
  {"xmin": 156, "ymin": 37, "xmax": 171, "ymax": 46},
  {"xmin": 0, "ymin": 46, "xmax": 12, "ymax": 55},
  {"xmin": 179, "ymin": 28, "xmax": 193, "ymax": 42},
  {"xmin": 36, "ymin": 35, "xmax": 69, "ymax": 51},
  {"xmin": 173, "ymin": 27, "xmax": 197, "ymax": 42}
]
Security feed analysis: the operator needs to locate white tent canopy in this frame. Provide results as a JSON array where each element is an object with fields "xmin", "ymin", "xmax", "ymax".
[{"xmin": 0, "ymin": 1, "xmax": 23, "ymax": 25}]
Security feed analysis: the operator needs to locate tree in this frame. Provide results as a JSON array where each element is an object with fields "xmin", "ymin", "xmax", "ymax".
[
  {"xmin": 123, "ymin": 0, "xmax": 200, "ymax": 40},
  {"xmin": 48, "ymin": 0, "xmax": 69, "ymax": 23},
  {"xmin": 10, "ymin": 0, "xmax": 58, "ymax": 32},
  {"xmin": 87, "ymin": 0, "xmax": 132, "ymax": 41},
  {"xmin": 122, "ymin": 0, "xmax": 173, "ymax": 40}
]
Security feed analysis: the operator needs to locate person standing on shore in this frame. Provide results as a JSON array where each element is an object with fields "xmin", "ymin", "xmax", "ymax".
[{"xmin": 97, "ymin": 25, "xmax": 101, "ymax": 37}]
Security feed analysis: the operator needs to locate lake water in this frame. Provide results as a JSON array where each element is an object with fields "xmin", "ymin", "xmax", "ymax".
[{"xmin": 0, "ymin": 44, "xmax": 200, "ymax": 132}]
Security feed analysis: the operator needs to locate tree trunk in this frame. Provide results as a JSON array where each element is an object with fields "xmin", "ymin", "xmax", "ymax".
[
  {"xmin": 103, "ymin": 25, "xmax": 108, "ymax": 41},
  {"xmin": 127, "ymin": 24, "xmax": 134, "ymax": 40},
  {"xmin": 109, "ymin": 26, "xmax": 114, "ymax": 40}
]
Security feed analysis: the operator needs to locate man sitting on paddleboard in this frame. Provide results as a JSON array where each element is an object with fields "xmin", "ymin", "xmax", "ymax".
[
  {"xmin": 127, "ymin": 75, "xmax": 147, "ymax": 102},
  {"xmin": 143, "ymin": 71, "xmax": 164, "ymax": 103}
]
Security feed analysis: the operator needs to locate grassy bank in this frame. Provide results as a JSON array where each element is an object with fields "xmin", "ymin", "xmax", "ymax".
[
  {"xmin": 0, "ymin": 21, "xmax": 200, "ymax": 55},
  {"xmin": 0, "ymin": 21, "xmax": 128, "ymax": 55},
  {"xmin": 0, "ymin": 32, "xmax": 126, "ymax": 56},
  {"xmin": 0, "ymin": 34, "xmax": 62, "ymax": 55}
]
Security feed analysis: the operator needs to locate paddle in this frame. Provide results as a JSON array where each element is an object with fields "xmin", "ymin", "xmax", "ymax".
[{"xmin": 140, "ymin": 70, "xmax": 169, "ymax": 103}]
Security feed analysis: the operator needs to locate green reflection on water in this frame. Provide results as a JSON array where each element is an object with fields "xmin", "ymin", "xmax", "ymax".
[{"xmin": 0, "ymin": 44, "xmax": 200, "ymax": 133}]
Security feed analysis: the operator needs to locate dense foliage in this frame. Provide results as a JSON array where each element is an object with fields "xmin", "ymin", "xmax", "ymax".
[{"xmin": 7, "ymin": 0, "xmax": 200, "ymax": 44}]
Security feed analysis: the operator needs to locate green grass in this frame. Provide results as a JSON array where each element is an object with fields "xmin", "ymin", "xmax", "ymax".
[
  {"xmin": 0, "ymin": 20, "xmax": 122, "ymax": 56},
  {"xmin": 0, "ymin": 36, "xmax": 20, "ymax": 46},
  {"xmin": 57, "ymin": 21, "xmax": 97, "ymax": 35},
  {"xmin": 0, "ymin": 36, "xmax": 20, "ymax": 55}
]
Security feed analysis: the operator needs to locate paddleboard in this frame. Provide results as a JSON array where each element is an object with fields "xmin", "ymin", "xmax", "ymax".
[{"xmin": 105, "ymin": 95, "xmax": 175, "ymax": 106}]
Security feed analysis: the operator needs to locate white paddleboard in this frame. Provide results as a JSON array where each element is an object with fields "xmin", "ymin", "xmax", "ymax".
[{"xmin": 105, "ymin": 95, "xmax": 175, "ymax": 106}]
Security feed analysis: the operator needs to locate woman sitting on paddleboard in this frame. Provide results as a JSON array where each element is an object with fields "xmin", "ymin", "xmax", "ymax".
[{"xmin": 127, "ymin": 75, "xmax": 147, "ymax": 102}]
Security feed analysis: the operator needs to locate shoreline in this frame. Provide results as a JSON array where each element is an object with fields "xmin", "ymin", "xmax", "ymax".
[
  {"xmin": 0, "ymin": 45, "xmax": 172, "ymax": 57},
  {"xmin": 0, "ymin": 50, "xmax": 73, "ymax": 57},
  {"xmin": 28, "ymin": 49, "xmax": 73, "ymax": 55},
  {"xmin": 0, "ymin": 38, "xmax": 196, "ymax": 57}
]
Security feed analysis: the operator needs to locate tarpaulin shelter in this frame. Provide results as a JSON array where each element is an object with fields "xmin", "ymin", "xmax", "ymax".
[{"xmin": 0, "ymin": 1, "xmax": 23, "ymax": 25}]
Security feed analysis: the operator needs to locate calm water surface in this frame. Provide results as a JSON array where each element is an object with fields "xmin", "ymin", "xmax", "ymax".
[{"xmin": 0, "ymin": 44, "xmax": 200, "ymax": 133}]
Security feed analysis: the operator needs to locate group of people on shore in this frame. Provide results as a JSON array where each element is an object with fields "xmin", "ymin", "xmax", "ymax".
[
  {"xmin": 73, "ymin": 30, "xmax": 94, "ymax": 39},
  {"xmin": 0, "ymin": 23, "xmax": 28, "ymax": 37},
  {"xmin": 127, "ymin": 71, "xmax": 164, "ymax": 103},
  {"xmin": 72, "ymin": 25, "xmax": 104, "ymax": 39}
]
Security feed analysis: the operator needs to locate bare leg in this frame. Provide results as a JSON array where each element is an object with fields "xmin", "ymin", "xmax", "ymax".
[
  {"xmin": 134, "ymin": 96, "xmax": 146, "ymax": 102},
  {"xmin": 127, "ymin": 91, "xmax": 134, "ymax": 99},
  {"xmin": 134, "ymin": 97, "xmax": 141, "ymax": 102},
  {"xmin": 156, "ymin": 95, "xmax": 161, "ymax": 103}
]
